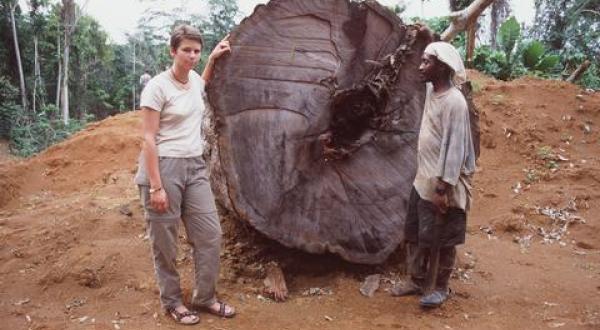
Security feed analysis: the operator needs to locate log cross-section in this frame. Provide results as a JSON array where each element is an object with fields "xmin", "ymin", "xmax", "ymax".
[{"xmin": 206, "ymin": 0, "xmax": 429, "ymax": 264}]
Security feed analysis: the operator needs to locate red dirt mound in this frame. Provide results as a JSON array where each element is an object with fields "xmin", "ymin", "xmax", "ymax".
[{"xmin": 0, "ymin": 112, "xmax": 141, "ymax": 208}]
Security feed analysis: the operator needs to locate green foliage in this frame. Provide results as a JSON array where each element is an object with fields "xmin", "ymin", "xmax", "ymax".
[
  {"xmin": 417, "ymin": 16, "xmax": 450, "ymax": 35},
  {"xmin": 562, "ymin": 51, "xmax": 600, "ymax": 90},
  {"xmin": 535, "ymin": 55, "xmax": 560, "ymax": 72},
  {"xmin": 0, "ymin": 102, "xmax": 21, "ymax": 139},
  {"xmin": 474, "ymin": 16, "xmax": 563, "ymax": 81},
  {"xmin": 473, "ymin": 46, "xmax": 511, "ymax": 80},
  {"xmin": 531, "ymin": 0, "xmax": 599, "ymax": 59},
  {"xmin": 473, "ymin": 17, "xmax": 522, "ymax": 80},
  {"xmin": 0, "ymin": 75, "xmax": 19, "ymax": 138},
  {"xmin": 9, "ymin": 104, "xmax": 88, "ymax": 156},
  {"xmin": 0, "ymin": 75, "xmax": 18, "ymax": 101},
  {"xmin": 0, "ymin": 0, "xmax": 246, "ymax": 157},
  {"xmin": 580, "ymin": 63, "xmax": 600, "ymax": 90},
  {"xmin": 521, "ymin": 41, "xmax": 560, "ymax": 74},
  {"xmin": 202, "ymin": 0, "xmax": 238, "ymax": 51},
  {"xmin": 529, "ymin": 0, "xmax": 599, "ymax": 89},
  {"xmin": 522, "ymin": 41, "xmax": 545, "ymax": 69},
  {"xmin": 497, "ymin": 16, "xmax": 520, "ymax": 64}
]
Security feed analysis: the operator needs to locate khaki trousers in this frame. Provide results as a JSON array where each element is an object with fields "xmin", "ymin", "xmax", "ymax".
[{"xmin": 137, "ymin": 156, "xmax": 221, "ymax": 310}]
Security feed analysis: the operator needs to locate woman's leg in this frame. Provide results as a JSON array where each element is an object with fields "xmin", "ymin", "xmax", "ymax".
[
  {"xmin": 181, "ymin": 158, "xmax": 221, "ymax": 308},
  {"xmin": 147, "ymin": 218, "xmax": 184, "ymax": 310},
  {"xmin": 139, "ymin": 158, "xmax": 186, "ymax": 311}
]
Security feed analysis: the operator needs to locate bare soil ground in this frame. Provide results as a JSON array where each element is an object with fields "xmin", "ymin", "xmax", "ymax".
[{"xmin": 1, "ymin": 71, "xmax": 600, "ymax": 330}]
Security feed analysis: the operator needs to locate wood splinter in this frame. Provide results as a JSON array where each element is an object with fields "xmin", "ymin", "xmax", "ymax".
[{"xmin": 263, "ymin": 262, "xmax": 288, "ymax": 302}]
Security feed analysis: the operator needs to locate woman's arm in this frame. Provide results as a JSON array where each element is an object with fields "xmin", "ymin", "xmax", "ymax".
[
  {"xmin": 202, "ymin": 35, "xmax": 231, "ymax": 83},
  {"xmin": 141, "ymin": 107, "xmax": 169, "ymax": 213}
]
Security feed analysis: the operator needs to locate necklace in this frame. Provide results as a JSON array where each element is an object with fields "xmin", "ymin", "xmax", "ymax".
[{"xmin": 170, "ymin": 68, "xmax": 189, "ymax": 85}]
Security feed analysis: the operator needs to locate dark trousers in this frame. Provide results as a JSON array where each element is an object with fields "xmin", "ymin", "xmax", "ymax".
[
  {"xmin": 404, "ymin": 187, "xmax": 465, "ymax": 291},
  {"xmin": 406, "ymin": 242, "xmax": 456, "ymax": 291}
]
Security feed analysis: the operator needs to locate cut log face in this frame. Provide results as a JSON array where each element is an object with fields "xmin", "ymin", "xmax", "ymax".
[{"xmin": 206, "ymin": 0, "xmax": 428, "ymax": 264}]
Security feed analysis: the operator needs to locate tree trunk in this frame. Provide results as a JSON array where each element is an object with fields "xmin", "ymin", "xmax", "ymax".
[
  {"xmin": 465, "ymin": 23, "xmax": 476, "ymax": 68},
  {"xmin": 9, "ymin": 3, "xmax": 28, "ymax": 112},
  {"xmin": 32, "ymin": 35, "xmax": 45, "ymax": 113},
  {"xmin": 33, "ymin": 36, "xmax": 38, "ymax": 114},
  {"xmin": 206, "ymin": 0, "xmax": 431, "ymax": 264},
  {"xmin": 56, "ymin": 32, "xmax": 62, "ymax": 109},
  {"xmin": 441, "ymin": 0, "xmax": 496, "ymax": 42},
  {"xmin": 61, "ymin": 33, "xmax": 70, "ymax": 124},
  {"xmin": 549, "ymin": 0, "xmax": 568, "ymax": 51},
  {"xmin": 61, "ymin": 0, "xmax": 76, "ymax": 125},
  {"xmin": 83, "ymin": 68, "xmax": 87, "ymax": 118},
  {"xmin": 73, "ymin": 50, "xmax": 80, "ymax": 119},
  {"xmin": 490, "ymin": 0, "xmax": 510, "ymax": 50},
  {"xmin": 490, "ymin": 2, "xmax": 498, "ymax": 50},
  {"xmin": 132, "ymin": 42, "xmax": 136, "ymax": 110}
]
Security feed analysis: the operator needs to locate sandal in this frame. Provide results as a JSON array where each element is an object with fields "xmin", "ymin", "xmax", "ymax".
[
  {"xmin": 203, "ymin": 301, "xmax": 236, "ymax": 318},
  {"xmin": 167, "ymin": 307, "xmax": 200, "ymax": 325},
  {"xmin": 419, "ymin": 289, "xmax": 449, "ymax": 308}
]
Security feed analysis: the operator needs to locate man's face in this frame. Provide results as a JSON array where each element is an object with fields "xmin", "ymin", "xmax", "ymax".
[
  {"xmin": 418, "ymin": 53, "xmax": 438, "ymax": 83},
  {"xmin": 170, "ymin": 39, "xmax": 202, "ymax": 71}
]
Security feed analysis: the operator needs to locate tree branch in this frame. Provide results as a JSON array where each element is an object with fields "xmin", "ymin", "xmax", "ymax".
[
  {"xmin": 581, "ymin": 9, "xmax": 600, "ymax": 16},
  {"xmin": 441, "ymin": 0, "xmax": 496, "ymax": 42},
  {"xmin": 566, "ymin": 60, "xmax": 591, "ymax": 83}
]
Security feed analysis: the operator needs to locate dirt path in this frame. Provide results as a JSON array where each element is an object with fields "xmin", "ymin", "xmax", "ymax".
[{"xmin": 1, "ymin": 73, "xmax": 599, "ymax": 329}]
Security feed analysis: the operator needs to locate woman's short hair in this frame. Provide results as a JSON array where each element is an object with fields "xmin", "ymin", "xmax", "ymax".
[{"xmin": 170, "ymin": 24, "xmax": 204, "ymax": 50}]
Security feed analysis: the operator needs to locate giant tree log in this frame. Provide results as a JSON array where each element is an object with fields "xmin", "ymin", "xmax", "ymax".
[{"xmin": 205, "ymin": 0, "xmax": 430, "ymax": 264}]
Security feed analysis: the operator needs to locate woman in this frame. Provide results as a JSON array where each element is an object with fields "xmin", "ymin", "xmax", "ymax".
[{"xmin": 134, "ymin": 24, "xmax": 234, "ymax": 325}]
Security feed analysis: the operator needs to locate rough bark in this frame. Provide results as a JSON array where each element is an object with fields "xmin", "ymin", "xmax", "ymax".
[
  {"xmin": 460, "ymin": 81, "xmax": 480, "ymax": 160},
  {"xmin": 465, "ymin": 23, "xmax": 476, "ymax": 68},
  {"xmin": 206, "ymin": 0, "xmax": 430, "ymax": 264}
]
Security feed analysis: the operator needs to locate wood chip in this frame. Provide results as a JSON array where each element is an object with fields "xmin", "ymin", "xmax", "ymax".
[{"xmin": 359, "ymin": 274, "xmax": 381, "ymax": 297}]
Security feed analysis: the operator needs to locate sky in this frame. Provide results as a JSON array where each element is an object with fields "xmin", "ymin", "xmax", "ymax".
[{"xmin": 21, "ymin": 0, "xmax": 536, "ymax": 44}]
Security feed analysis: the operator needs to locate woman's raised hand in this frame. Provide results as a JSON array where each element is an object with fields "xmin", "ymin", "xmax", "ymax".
[{"xmin": 209, "ymin": 34, "xmax": 231, "ymax": 61}]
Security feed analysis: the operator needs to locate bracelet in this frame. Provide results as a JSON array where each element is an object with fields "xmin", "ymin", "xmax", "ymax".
[{"xmin": 149, "ymin": 186, "xmax": 162, "ymax": 194}]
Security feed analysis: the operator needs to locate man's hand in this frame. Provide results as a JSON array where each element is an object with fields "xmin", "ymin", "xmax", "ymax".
[
  {"xmin": 150, "ymin": 188, "xmax": 169, "ymax": 213},
  {"xmin": 431, "ymin": 190, "xmax": 448, "ymax": 214},
  {"xmin": 431, "ymin": 179, "xmax": 449, "ymax": 214}
]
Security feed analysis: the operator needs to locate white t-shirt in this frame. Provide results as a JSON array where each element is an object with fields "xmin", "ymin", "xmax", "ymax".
[{"xmin": 140, "ymin": 69, "xmax": 206, "ymax": 158}]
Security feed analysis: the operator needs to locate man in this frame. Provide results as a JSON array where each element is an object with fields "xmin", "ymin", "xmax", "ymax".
[
  {"xmin": 139, "ymin": 69, "xmax": 152, "ymax": 91},
  {"xmin": 391, "ymin": 42, "xmax": 476, "ymax": 308}
]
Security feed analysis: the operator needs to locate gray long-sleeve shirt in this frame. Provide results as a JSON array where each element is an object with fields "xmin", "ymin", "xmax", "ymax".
[{"xmin": 413, "ymin": 84, "xmax": 476, "ymax": 211}]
